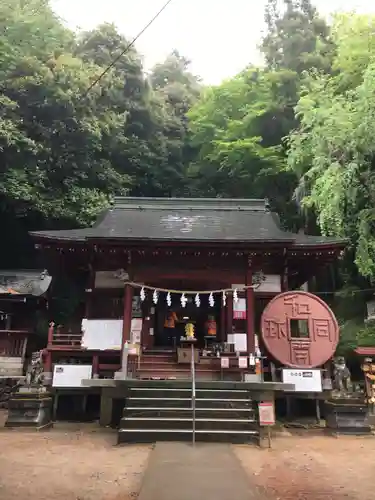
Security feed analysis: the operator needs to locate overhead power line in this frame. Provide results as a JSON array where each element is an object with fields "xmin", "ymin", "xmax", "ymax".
[{"xmin": 83, "ymin": 0, "xmax": 174, "ymax": 97}]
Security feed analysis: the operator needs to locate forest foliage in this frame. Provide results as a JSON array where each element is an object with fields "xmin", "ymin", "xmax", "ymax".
[{"xmin": 2, "ymin": 0, "xmax": 375, "ymax": 349}]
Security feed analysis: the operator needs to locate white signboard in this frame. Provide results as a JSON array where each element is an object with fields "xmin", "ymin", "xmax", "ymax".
[
  {"xmin": 130, "ymin": 318, "xmax": 142, "ymax": 344},
  {"xmin": 52, "ymin": 364, "xmax": 92, "ymax": 388},
  {"xmin": 282, "ymin": 368, "xmax": 322, "ymax": 392},
  {"xmin": 227, "ymin": 333, "xmax": 247, "ymax": 352},
  {"xmin": 81, "ymin": 319, "xmax": 123, "ymax": 350}
]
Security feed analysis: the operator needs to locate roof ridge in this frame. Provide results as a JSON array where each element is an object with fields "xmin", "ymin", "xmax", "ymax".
[{"xmin": 113, "ymin": 197, "xmax": 268, "ymax": 211}]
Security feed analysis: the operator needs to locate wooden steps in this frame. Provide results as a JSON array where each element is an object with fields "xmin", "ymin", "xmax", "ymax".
[{"xmin": 136, "ymin": 350, "xmax": 244, "ymax": 381}]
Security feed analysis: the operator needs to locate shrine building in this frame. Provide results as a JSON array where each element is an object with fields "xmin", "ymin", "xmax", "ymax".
[
  {"xmin": 30, "ymin": 197, "xmax": 345, "ymax": 388},
  {"xmin": 0, "ymin": 270, "xmax": 51, "ymax": 379}
]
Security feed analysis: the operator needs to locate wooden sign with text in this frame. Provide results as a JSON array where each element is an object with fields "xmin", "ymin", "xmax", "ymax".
[{"xmin": 258, "ymin": 401, "xmax": 275, "ymax": 426}]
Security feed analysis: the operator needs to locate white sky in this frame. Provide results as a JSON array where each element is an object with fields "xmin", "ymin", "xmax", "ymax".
[{"xmin": 52, "ymin": 0, "xmax": 375, "ymax": 84}]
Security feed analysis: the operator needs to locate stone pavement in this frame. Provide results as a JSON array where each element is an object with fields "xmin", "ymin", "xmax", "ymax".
[{"xmin": 137, "ymin": 442, "xmax": 260, "ymax": 500}]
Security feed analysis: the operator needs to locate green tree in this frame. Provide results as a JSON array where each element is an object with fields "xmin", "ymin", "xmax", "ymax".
[
  {"xmin": 288, "ymin": 14, "xmax": 375, "ymax": 283},
  {"xmin": 261, "ymin": 0, "xmax": 333, "ymax": 73},
  {"xmin": 187, "ymin": 68, "xmax": 298, "ymax": 227},
  {"xmin": 149, "ymin": 51, "xmax": 201, "ymax": 196},
  {"xmin": 0, "ymin": 9, "xmax": 137, "ymax": 226}
]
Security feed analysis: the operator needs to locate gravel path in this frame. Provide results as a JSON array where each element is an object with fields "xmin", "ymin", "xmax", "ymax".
[
  {"xmin": 0, "ymin": 411, "xmax": 150, "ymax": 500},
  {"xmin": 235, "ymin": 433, "xmax": 375, "ymax": 500},
  {"xmin": 2, "ymin": 409, "xmax": 374, "ymax": 500}
]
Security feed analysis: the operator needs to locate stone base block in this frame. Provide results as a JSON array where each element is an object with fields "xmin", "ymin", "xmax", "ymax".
[
  {"xmin": 325, "ymin": 399, "xmax": 372, "ymax": 435},
  {"xmin": 5, "ymin": 390, "xmax": 53, "ymax": 430}
]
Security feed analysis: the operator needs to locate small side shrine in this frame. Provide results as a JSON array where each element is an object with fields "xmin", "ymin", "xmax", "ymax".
[{"xmin": 0, "ymin": 270, "xmax": 52, "ymax": 378}]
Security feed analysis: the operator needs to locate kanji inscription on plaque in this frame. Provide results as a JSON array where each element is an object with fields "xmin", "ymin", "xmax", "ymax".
[
  {"xmin": 284, "ymin": 294, "xmax": 311, "ymax": 317},
  {"xmin": 261, "ymin": 291, "xmax": 339, "ymax": 368},
  {"xmin": 263, "ymin": 319, "xmax": 288, "ymax": 339},
  {"xmin": 290, "ymin": 341, "xmax": 311, "ymax": 366}
]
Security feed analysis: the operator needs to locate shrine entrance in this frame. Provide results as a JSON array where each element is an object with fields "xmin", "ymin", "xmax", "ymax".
[
  {"xmin": 154, "ymin": 297, "xmax": 221, "ymax": 348},
  {"xmin": 147, "ymin": 280, "xmax": 224, "ymax": 349}
]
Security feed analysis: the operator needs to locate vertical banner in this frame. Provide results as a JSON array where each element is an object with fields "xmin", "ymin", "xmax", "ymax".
[{"xmin": 233, "ymin": 298, "xmax": 246, "ymax": 319}]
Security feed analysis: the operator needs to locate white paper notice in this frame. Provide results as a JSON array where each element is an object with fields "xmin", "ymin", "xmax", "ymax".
[
  {"xmin": 238, "ymin": 357, "xmax": 248, "ymax": 368},
  {"xmin": 221, "ymin": 357, "xmax": 229, "ymax": 369},
  {"xmin": 81, "ymin": 319, "xmax": 123, "ymax": 350},
  {"xmin": 130, "ymin": 318, "xmax": 142, "ymax": 344}
]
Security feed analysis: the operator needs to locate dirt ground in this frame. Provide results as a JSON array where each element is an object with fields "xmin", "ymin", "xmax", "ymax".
[
  {"xmin": 235, "ymin": 432, "xmax": 375, "ymax": 500},
  {"xmin": 0, "ymin": 411, "xmax": 150, "ymax": 500},
  {"xmin": 2, "ymin": 407, "xmax": 375, "ymax": 500}
]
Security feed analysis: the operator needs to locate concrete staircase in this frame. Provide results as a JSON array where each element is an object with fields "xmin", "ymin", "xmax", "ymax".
[{"xmin": 118, "ymin": 380, "xmax": 259, "ymax": 444}]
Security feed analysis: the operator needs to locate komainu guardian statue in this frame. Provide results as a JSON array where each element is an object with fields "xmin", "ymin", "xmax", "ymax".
[
  {"xmin": 333, "ymin": 356, "xmax": 352, "ymax": 397},
  {"xmin": 25, "ymin": 351, "xmax": 44, "ymax": 387}
]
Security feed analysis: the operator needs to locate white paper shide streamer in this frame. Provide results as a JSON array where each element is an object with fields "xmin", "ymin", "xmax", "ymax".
[
  {"xmin": 166, "ymin": 292, "xmax": 172, "ymax": 307},
  {"xmin": 181, "ymin": 293, "xmax": 188, "ymax": 308},
  {"xmin": 194, "ymin": 293, "xmax": 200, "ymax": 307},
  {"xmin": 233, "ymin": 289, "xmax": 239, "ymax": 304},
  {"xmin": 152, "ymin": 289, "xmax": 159, "ymax": 304},
  {"xmin": 140, "ymin": 287, "xmax": 146, "ymax": 302},
  {"xmin": 222, "ymin": 291, "xmax": 226, "ymax": 306},
  {"xmin": 209, "ymin": 292, "xmax": 215, "ymax": 307}
]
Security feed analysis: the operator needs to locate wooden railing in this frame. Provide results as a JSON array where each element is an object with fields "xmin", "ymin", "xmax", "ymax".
[
  {"xmin": 47, "ymin": 323, "xmax": 83, "ymax": 348},
  {"xmin": 0, "ymin": 332, "xmax": 28, "ymax": 357}
]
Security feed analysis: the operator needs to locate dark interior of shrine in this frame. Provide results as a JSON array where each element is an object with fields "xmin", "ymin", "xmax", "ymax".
[{"xmin": 153, "ymin": 292, "xmax": 222, "ymax": 348}]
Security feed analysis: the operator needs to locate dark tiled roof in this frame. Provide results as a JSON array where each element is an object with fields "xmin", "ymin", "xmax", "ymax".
[{"xmin": 30, "ymin": 197, "xmax": 346, "ymax": 247}]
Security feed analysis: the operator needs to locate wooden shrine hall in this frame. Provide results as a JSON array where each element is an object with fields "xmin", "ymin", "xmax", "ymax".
[{"xmin": 30, "ymin": 197, "xmax": 346, "ymax": 384}]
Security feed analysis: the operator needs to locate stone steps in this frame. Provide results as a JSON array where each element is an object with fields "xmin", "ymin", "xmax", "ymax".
[
  {"xmin": 118, "ymin": 382, "xmax": 259, "ymax": 444},
  {"xmin": 118, "ymin": 428, "xmax": 258, "ymax": 443},
  {"xmin": 124, "ymin": 407, "xmax": 254, "ymax": 419},
  {"xmin": 121, "ymin": 416, "xmax": 256, "ymax": 431}
]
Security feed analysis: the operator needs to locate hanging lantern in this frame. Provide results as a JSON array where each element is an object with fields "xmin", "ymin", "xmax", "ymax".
[
  {"xmin": 181, "ymin": 293, "xmax": 188, "ymax": 308},
  {"xmin": 152, "ymin": 289, "xmax": 159, "ymax": 304},
  {"xmin": 233, "ymin": 289, "xmax": 239, "ymax": 304},
  {"xmin": 209, "ymin": 292, "xmax": 215, "ymax": 307},
  {"xmin": 195, "ymin": 293, "xmax": 200, "ymax": 307},
  {"xmin": 166, "ymin": 292, "xmax": 172, "ymax": 307},
  {"xmin": 222, "ymin": 291, "xmax": 226, "ymax": 306},
  {"xmin": 140, "ymin": 287, "xmax": 146, "ymax": 302}
]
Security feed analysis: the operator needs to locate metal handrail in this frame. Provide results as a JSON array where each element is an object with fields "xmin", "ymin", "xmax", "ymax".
[{"xmin": 191, "ymin": 343, "xmax": 196, "ymax": 446}]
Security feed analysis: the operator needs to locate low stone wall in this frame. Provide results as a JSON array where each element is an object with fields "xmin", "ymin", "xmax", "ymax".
[{"xmin": 0, "ymin": 356, "xmax": 23, "ymax": 377}]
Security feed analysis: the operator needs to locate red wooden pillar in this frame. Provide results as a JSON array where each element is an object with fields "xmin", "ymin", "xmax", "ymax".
[
  {"xmin": 85, "ymin": 264, "xmax": 96, "ymax": 318},
  {"xmin": 141, "ymin": 313, "xmax": 151, "ymax": 349},
  {"xmin": 92, "ymin": 354, "xmax": 99, "ymax": 379},
  {"xmin": 226, "ymin": 294, "xmax": 233, "ymax": 338},
  {"xmin": 122, "ymin": 284, "xmax": 133, "ymax": 346},
  {"xmin": 47, "ymin": 321, "xmax": 54, "ymax": 347},
  {"xmin": 41, "ymin": 347, "xmax": 53, "ymax": 386},
  {"xmin": 281, "ymin": 266, "xmax": 288, "ymax": 291},
  {"xmin": 43, "ymin": 349, "xmax": 52, "ymax": 373},
  {"xmin": 281, "ymin": 249, "xmax": 288, "ymax": 292},
  {"xmin": 43, "ymin": 322, "xmax": 54, "ymax": 385},
  {"xmin": 220, "ymin": 301, "xmax": 226, "ymax": 342},
  {"xmin": 246, "ymin": 268, "xmax": 255, "ymax": 353}
]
